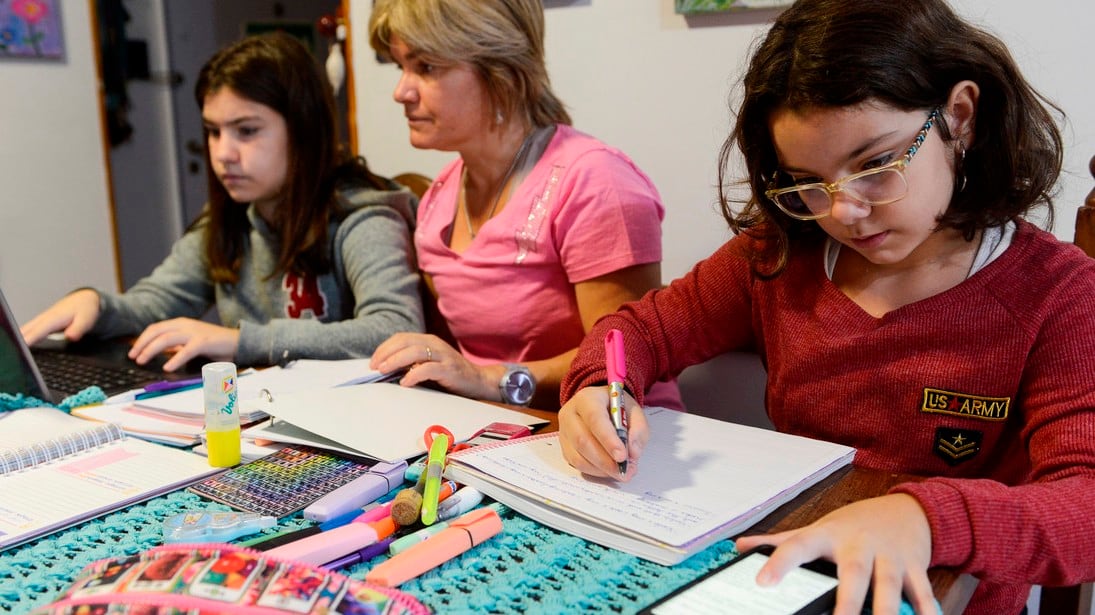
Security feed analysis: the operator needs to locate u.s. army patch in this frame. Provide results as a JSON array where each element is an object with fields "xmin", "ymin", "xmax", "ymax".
[
  {"xmin": 921, "ymin": 388, "xmax": 1009, "ymax": 421},
  {"xmin": 934, "ymin": 427, "xmax": 982, "ymax": 466}
]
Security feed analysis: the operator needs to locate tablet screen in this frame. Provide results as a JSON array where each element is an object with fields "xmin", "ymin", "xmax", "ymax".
[{"xmin": 648, "ymin": 551, "xmax": 838, "ymax": 615}]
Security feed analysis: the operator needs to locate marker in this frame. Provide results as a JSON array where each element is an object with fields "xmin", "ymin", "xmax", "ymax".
[
  {"xmin": 605, "ymin": 329, "xmax": 629, "ymax": 476},
  {"xmin": 388, "ymin": 522, "xmax": 450, "ymax": 556},
  {"xmin": 239, "ymin": 525, "xmax": 321, "ymax": 550},
  {"xmin": 303, "ymin": 460, "xmax": 407, "ymax": 522},
  {"xmin": 436, "ymin": 486, "xmax": 483, "ymax": 522},
  {"xmin": 144, "ymin": 377, "xmax": 204, "ymax": 393},
  {"xmin": 264, "ymin": 516, "xmax": 396, "ymax": 565},
  {"xmin": 420, "ymin": 433, "xmax": 449, "ymax": 525},
  {"xmin": 355, "ymin": 500, "xmax": 396, "ymax": 524},
  {"xmin": 103, "ymin": 388, "xmax": 146, "ymax": 404},
  {"xmin": 365, "ymin": 506, "xmax": 503, "ymax": 587},
  {"xmin": 320, "ymin": 536, "xmax": 395, "ymax": 571}
]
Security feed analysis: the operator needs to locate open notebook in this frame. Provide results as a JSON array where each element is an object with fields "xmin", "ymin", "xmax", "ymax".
[
  {"xmin": 0, "ymin": 407, "xmax": 220, "ymax": 551},
  {"xmin": 444, "ymin": 407, "xmax": 855, "ymax": 565}
]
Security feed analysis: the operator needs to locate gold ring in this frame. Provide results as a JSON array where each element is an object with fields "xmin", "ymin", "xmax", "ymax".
[{"xmin": 425, "ymin": 346, "xmax": 433, "ymax": 362}]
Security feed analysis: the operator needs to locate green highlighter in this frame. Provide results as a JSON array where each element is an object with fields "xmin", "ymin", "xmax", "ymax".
[{"xmin": 419, "ymin": 433, "xmax": 449, "ymax": 525}]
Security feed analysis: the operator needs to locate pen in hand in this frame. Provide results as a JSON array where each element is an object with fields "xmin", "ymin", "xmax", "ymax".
[{"xmin": 604, "ymin": 329, "xmax": 629, "ymax": 477}]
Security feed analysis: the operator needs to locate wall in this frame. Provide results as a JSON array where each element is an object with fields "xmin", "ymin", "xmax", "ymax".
[
  {"xmin": 350, "ymin": 0, "xmax": 1095, "ymax": 283},
  {"xmin": 109, "ymin": 0, "xmax": 183, "ymax": 290},
  {"xmin": 0, "ymin": 0, "xmax": 116, "ymax": 323}
]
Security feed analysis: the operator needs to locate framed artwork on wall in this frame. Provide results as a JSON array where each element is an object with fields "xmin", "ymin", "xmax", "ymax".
[
  {"xmin": 0, "ymin": 0, "xmax": 64, "ymax": 60},
  {"xmin": 675, "ymin": 0, "xmax": 792, "ymax": 13}
]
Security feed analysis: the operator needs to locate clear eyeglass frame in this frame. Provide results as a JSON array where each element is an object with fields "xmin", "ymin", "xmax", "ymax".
[{"xmin": 764, "ymin": 107, "xmax": 941, "ymax": 221}]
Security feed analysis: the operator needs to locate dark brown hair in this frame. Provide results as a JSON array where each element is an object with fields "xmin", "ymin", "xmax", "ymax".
[
  {"xmin": 194, "ymin": 31, "xmax": 388, "ymax": 283},
  {"xmin": 720, "ymin": 0, "xmax": 1064, "ymax": 276}
]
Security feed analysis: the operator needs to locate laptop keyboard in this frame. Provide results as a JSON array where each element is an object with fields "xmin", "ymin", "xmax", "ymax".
[{"xmin": 33, "ymin": 351, "xmax": 156, "ymax": 394}]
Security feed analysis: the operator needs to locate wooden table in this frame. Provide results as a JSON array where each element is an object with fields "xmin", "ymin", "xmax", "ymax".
[{"xmin": 520, "ymin": 406, "xmax": 977, "ymax": 613}]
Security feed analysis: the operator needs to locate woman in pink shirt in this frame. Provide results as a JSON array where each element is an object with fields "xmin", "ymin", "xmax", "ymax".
[{"xmin": 367, "ymin": 0, "xmax": 678, "ymax": 410}]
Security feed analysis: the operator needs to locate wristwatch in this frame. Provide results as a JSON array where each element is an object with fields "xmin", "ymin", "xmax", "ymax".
[{"xmin": 499, "ymin": 364, "xmax": 536, "ymax": 407}]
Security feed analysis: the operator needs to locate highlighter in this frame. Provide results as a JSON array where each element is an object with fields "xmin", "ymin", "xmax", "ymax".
[
  {"xmin": 365, "ymin": 506, "xmax": 503, "ymax": 587},
  {"xmin": 264, "ymin": 516, "xmax": 396, "ymax": 565},
  {"xmin": 387, "ymin": 522, "xmax": 450, "ymax": 556},
  {"xmin": 419, "ymin": 433, "xmax": 449, "ymax": 525},
  {"xmin": 436, "ymin": 486, "xmax": 484, "ymax": 522},
  {"xmin": 604, "ymin": 329, "xmax": 629, "ymax": 476},
  {"xmin": 303, "ymin": 460, "xmax": 407, "ymax": 522}
]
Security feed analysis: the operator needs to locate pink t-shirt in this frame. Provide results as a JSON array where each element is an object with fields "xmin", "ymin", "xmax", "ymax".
[{"xmin": 417, "ymin": 125, "xmax": 680, "ymax": 407}]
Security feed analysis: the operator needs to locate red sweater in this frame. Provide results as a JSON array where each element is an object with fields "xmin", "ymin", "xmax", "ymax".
[{"xmin": 562, "ymin": 221, "xmax": 1095, "ymax": 614}]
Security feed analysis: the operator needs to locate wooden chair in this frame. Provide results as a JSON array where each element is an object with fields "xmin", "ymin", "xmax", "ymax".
[
  {"xmin": 1038, "ymin": 153, "xmax": 1095, "ymax": 615},
  {"xmin": 389, "ymin": 172, "xmax": 455, "ymax": 347},
  {"xmin": 1076, "ymin": 154, "xmax": 1095, "ymax": 256},
  {"xmin": 393, "ymin": 172, "xmax": 433, "ymax": 199}
]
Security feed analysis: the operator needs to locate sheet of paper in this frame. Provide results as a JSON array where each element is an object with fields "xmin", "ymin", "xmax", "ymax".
[
  {"xmin": 0, "ymin": 407, "xmax": 95, "ymax": 450},
  {"xmin": 265, "ymin": 383, "xmax": 549, "ymax": 462},
  {"xmin": 133, "ymin": 359, "xmax": 383, "ymax": 419}
]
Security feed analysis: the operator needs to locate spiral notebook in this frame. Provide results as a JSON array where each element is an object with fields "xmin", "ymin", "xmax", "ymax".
[
  {"xmin": 444, "ymin": 407, "xmax": 855, "ymax": 565},
  {"xmin": 0, "ymin": 407, "xmax": 221, "ymax": 551}
]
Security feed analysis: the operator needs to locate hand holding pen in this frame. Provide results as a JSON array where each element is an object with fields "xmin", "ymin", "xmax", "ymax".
[{"xmin": 605, "ymin": 329, "xmax": 629, "ymax": 477}]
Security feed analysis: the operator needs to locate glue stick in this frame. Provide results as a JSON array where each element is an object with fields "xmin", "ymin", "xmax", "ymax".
[{"xmin": 203, "ymin": 361, "xmax": 240, "ymax": 467}]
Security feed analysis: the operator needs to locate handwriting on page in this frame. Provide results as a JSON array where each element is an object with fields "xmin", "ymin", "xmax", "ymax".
[{"xmin": 463, "ymin": 437, "xmax": 717, "ymax": 543}]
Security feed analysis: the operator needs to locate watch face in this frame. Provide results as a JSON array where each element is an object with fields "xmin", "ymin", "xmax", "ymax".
[{"xmin": 503, "ymin": 369, "xmax": 535, "ymax": 405}]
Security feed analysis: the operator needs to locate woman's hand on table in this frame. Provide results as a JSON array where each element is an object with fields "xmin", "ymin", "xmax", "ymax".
[{"xmin": 371, "ymin": 332, "xmax": 503, "ymax": 401}]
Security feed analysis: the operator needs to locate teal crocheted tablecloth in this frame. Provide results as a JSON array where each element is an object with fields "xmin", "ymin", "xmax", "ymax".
[{"xmin": 0, "ymin": 490, "xmax": 742, "ymax": 614}]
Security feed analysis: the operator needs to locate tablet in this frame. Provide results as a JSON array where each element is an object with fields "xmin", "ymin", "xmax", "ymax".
[{"xmin": 640, "ymin": 546, "xmax": 838, "ymax": 615}]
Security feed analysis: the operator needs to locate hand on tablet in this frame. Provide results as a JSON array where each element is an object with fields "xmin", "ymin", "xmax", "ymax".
[{"xmin": 735, "ymin": 494, "xmax": 935, "ymax": 615}]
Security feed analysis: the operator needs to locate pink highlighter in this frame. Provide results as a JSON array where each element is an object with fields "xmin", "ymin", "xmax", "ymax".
[{"xmin": 604, "ymin": 328, "xmax": 629, "ymax": 476}]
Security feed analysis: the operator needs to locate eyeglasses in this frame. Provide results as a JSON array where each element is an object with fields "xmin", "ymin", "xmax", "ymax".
[{"xmin": 765, "ymin": 107, "xmax": 940, "ymax": 221}]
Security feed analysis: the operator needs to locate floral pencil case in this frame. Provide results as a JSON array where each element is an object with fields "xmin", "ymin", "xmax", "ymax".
[{"xmin": 32, "ymin": 543, "xmax": 428, "ymax": 614}]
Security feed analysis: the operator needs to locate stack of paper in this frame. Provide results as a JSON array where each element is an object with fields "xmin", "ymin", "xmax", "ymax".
[
  {"xmin": 74, "ymin": 359, "xmax": 386, "ymax": 446},
  {"xmin": 257, "ymin": 383, "xmax": 550, "ymax": 461}
]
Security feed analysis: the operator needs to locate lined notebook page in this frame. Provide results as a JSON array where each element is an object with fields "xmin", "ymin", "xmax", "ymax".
[
  {"xmin": 0, "ymin": 407, "xmax": 219, "ymax": 550},
  {"xmin": 446, "ymin": 407, "xmax": 855, "ymax": 564}
]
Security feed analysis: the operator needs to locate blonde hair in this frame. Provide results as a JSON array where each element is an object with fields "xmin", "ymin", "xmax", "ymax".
[{"xmin": 369, "ymin": 0, "xmax": 571, "ymax": 129}]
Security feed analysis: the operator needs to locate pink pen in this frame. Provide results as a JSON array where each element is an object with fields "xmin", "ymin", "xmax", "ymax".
[{"xmin": 604, "ymin": 329, "xmax": 629, "ymax": 476}]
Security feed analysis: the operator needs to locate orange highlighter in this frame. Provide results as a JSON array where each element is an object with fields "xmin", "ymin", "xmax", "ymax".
[{"xmin": 365, "ymin": 506, "xmax": 502, "ymax": 587}]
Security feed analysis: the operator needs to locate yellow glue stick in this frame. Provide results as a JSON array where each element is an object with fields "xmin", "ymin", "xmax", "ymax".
[{"xmin": 203, "ymin": 361, "xmax": 240, "ymax": 467}]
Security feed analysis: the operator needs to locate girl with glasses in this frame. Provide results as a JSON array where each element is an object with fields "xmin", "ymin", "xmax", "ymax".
[{"xmin": 559, "ymin": 1, "xmax": 1095, "ymax": 613}]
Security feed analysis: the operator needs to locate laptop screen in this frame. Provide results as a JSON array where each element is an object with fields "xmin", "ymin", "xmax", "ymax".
[{"xmin": 0, "ymin": 289, "xmax": 51, "ymax": 400}]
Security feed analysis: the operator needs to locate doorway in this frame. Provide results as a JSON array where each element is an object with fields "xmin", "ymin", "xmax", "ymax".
[{"xmin": 104, "ymin": 0, "xmax": 348, "ymax": 289}]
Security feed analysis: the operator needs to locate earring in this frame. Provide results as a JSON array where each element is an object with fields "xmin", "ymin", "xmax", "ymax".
[
  {"xmin": 956, "ymin": 140, "xmax": 968, "ymax": 193},
  {"xmin": 495, "ymin": 110, "xmax": 504, "ymax": 125}
]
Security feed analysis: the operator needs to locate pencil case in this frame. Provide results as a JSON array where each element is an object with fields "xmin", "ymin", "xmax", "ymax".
[{"xmin": 31, "ymin": 543, "xmax": 428, "ymax": 614}]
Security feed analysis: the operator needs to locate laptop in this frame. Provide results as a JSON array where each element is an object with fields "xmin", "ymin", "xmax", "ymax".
[{"xmin": 0, "ymin": 287, "xmax": 200, "ymax": 403}]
